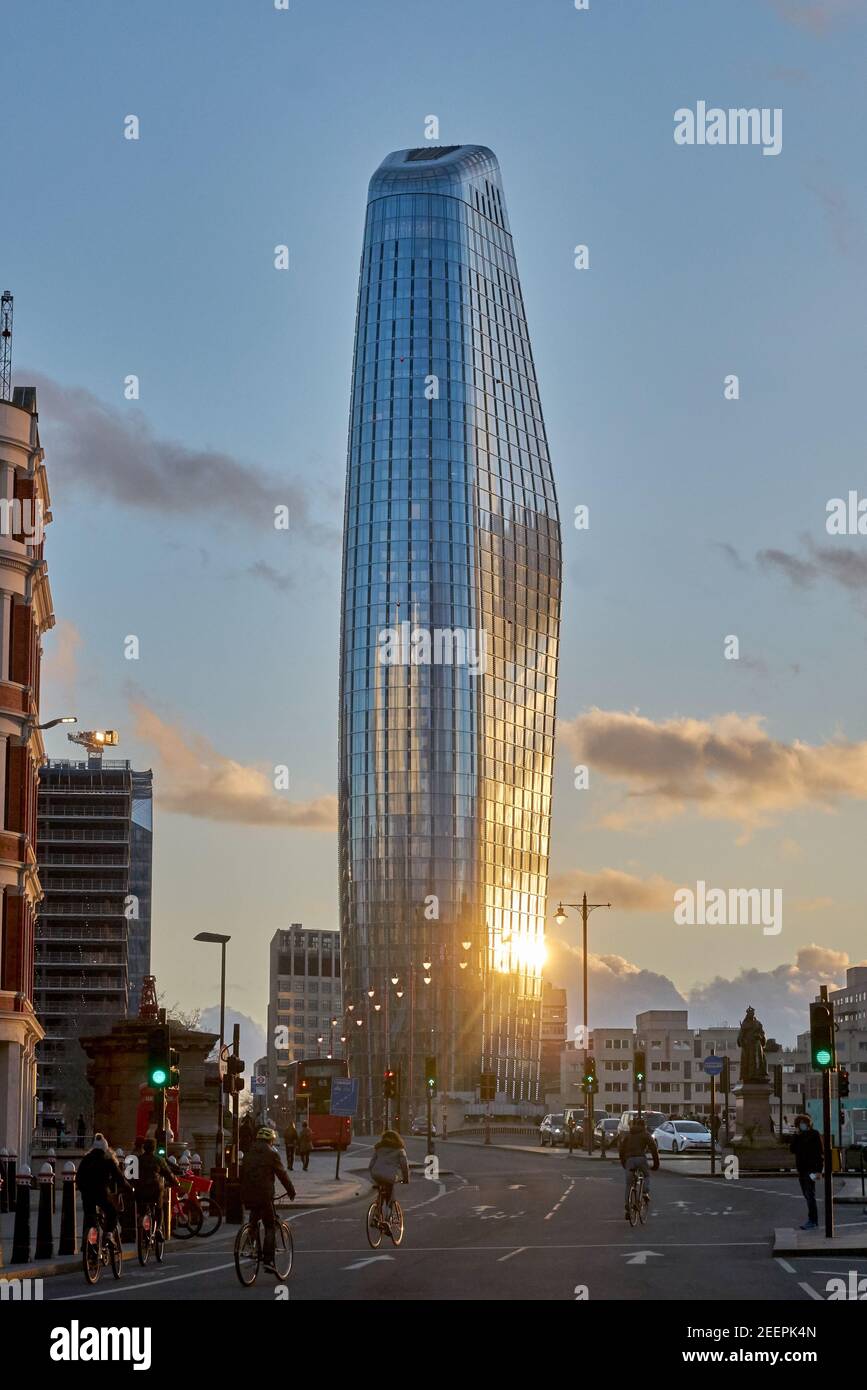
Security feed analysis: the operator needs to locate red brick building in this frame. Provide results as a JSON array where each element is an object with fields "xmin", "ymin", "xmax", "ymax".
[{"xmin": 0, "ymin": 386, "xmax": 54, "ymax": 1161}]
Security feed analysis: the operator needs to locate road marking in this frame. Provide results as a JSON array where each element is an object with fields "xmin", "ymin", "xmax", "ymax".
[
  {"xmin": 55, "ymin": 1261, "xmax": 238, "ymax": 1298},
  {"xmin": 343, "ymin": 1256, "xmax": 394, "ymax": 1271},
  {"xmin": 798, "ymin": 1281, "xmax": 824, "ymax": 1301},
  {"xmin": 508, "ymin": 1184, "xmax": 526, "ymax": 1190},
  {"xmin": 775, "ymin": 1258, "xmax": 797, "ymax": 1274},
  {"xmin": 623, "ymin": 1250, "xmax": 663, "ymax": 1265},
  {"xmin": 544, "ymin": 1178, "xmax": 575, "ymax": 1221},
  {"xmin": 498, "ymin": 1247, "xmax": 527, "ymax": 1262}
]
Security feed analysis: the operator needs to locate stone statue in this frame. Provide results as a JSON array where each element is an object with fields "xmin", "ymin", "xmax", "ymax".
[{"xmin": 737, "ymin": 1005, "xmax": 768, "ymax": 1084}]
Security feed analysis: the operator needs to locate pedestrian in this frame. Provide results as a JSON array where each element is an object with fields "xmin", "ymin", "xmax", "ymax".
[
  {"xmin": 283, "ymin": 1120, "xmax": 298, "ymax": 1171},
  {"xmin": 789, "ymin": 1113, "xmax": 823, "ymax": 1230},
  {"xmin": 297, "ymin": 1121, "xmax": 313, "ymax": 1171},
  {"xmin": 239, "ymin": 1113, "xmax": 256, "ymax": 1157}
]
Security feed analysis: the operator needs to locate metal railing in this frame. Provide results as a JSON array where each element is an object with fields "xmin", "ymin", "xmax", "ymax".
[
  {"xmin": 36, "ymin": 925, "xmax": 126, "ymax": 941},
  {"xmin": 39, "ymin": 878, "xmax": 127, "ymax": 892},
  {"xmin": 38, "ymin": 903, "xmax": 127, "ymax": 916},
  {"xmin": 40, "ymin": 855, "xmax": 129, "ymax": 866},
  {"xmin": 37, "ymin": 830, "xmax": 128, "ymax": 843}
]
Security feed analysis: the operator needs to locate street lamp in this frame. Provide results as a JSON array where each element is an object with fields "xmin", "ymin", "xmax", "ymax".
[
  {"xmin": 194, "ymin": 931, "xmax": 231, "ymax": 1171},
  {"xmin": 552, "ymin": 895, "xmax": 612, "ymax": 1153}
]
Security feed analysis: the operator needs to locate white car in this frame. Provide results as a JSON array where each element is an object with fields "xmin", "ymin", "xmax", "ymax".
[{"xmin": 653, "ymin": 1120, "xmax": 714, "ymax": 1154}]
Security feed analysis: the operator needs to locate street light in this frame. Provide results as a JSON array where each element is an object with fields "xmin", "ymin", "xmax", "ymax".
[
  {"xmin": 194, "ymin": 931, "xmax": 231, "ymax": 1171},
  {"xmin": 552, "ymin": 895, "xmax": 612, "ymax": 1153}
]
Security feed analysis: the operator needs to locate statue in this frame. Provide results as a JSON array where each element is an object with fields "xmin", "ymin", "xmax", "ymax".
[{"xmin": 737, "ymin": 1005, "xmax": 768, "ymax": 1084}]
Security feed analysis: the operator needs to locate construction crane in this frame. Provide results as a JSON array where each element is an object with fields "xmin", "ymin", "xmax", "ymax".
[
  {"xmin": 67, "ymin": 729, "xmax": 119, "ymax": 761},
  {"xmin": 0, "ymin": 291, "xmax": 12, "ymax": 403}
]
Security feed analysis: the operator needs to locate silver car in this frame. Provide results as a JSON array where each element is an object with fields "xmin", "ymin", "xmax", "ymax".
[{"xmin": 539, "ymin": 1113, "xmax": 566, "ymax": 1147}]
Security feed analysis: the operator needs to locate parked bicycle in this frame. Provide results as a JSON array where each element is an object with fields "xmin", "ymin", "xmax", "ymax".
[
  {"xmin": 234, "ymin": 1203, "xmax": 294, "ymax": 1286},
  {"xmin": 83, "ymin": 1208, "xmax": 123, "ymax": 1284},
  {"xmin": 171, "ymin": 1168, "xmax": 223, "ymax": 1237}
]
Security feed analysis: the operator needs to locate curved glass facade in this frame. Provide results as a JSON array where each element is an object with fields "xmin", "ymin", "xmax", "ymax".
[{"xmin": 339, "ymin": 146, "xmax": 561, "ymax": 1125}]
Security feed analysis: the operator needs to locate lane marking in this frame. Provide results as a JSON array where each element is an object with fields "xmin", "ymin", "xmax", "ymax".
[
  {"xmin": 798, "ymin": 1281, "xmax": 824, "ymax": 1301},
  {"xmin": 55, "ymin": 1261, "xmax": 238, "ymax": 1298},
  {"xmin": 544, "ymin": 1178, "xmax": 575, "ymax": 1221},
  {"xmin": 343, "ymin": 1255, "xmax": 394, "ymax": 1270},
  {"xmin": 775, "ymin": 1258, "xmax": 797, "ymax": 1274},
  {"xmin": 498, "ymin": 1247, "xmax": 527, "ymax": 1262}
]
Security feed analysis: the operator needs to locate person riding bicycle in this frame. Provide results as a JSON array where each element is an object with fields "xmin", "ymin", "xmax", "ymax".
[
  {"xmin": 239, "ymin": 1126, "xmax": 296, "ymax": 1275},
  {"xmin": 618, "ymin": 1116, "xmax": 659, "ymax": 1217},
  {"xmin": 368, "ymin": 1128, "xmax": 410, "ymax": 1219},
  {"xmin": 134, "ymin": 1137, "xmax": 178, "ymax": 1230},
  {"xmin": 76, "ymin": 1133, "xmax": 134, "ymax": 1242}
]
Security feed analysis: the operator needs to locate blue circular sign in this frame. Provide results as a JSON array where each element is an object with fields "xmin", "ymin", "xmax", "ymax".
[{"xmin": 703, "ymin": 1055, "xmax": 724, "ymax": 1076}]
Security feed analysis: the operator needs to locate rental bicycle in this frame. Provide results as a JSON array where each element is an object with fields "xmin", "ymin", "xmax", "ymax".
[
  {"xmin": 234, "ymin": 1206, "xmax": 294, "ymax": 1286},
  {"xmin": 172, "ymin": 1171, "xmax": 223, "ymax": 1238},
  {"xmin": 626, "ymin": 1166, "xmax": 650, "ymax": 1227},
  {"xmin": 366, "ymin": 1187, "xmax": 404, "ymax": 1248},
  {"xmin": 83, "ymin": 1207, "xmax": 123, "ymax": 1284},
  {"xmin": 136, "ymin": 1201, "xmax": 165, "ymax": 1266}
]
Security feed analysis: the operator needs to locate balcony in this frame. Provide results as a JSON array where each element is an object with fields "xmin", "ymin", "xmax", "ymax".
[
  {"xmin": 40, "ymin": 878, "xmax": 128, "ymax": 892},
  {"xmin": 38, "ymin": 903, "xmax": 128, "ymax": 917},
  {"xmin": 40, "ymin": 854, "xmax": 129, "ymax": 867},
  {"xmin": 36, "ymin": 829, "xmax": 128, "ymax": 843},
  {"xmin": 36, "ymin": 924, "xmax": 126, "ymax": 942},
  {"xmin": 36, "ymin": 952, "xmax": 125, "ymax": 967}
]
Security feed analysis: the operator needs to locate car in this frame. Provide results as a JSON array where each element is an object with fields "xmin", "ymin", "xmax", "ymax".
[
  {"xmin": 410, "ymin": 1117, "xmax": 437, "ymax": 1137},
  {"xmin": 539, "ymin": 1113, "xmax": 567, "ymax": 1146},
  {"xmin": 653, "ymin": 1120, "xmax": 714, "ymax": 1154},
  {"xmin": 594, "ymin": 1117, "xmax": 621, "ymax": 1146},
  {"xmin": 616, "ymin": 1110, "xmax": 667, "ymax": 1139}
]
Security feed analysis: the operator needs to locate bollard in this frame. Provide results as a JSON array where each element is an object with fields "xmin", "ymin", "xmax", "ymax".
[
  {"xmin": 35, "ymin": 1163, "xmax": 54, "ymax": 1260},
  {"xmin": 225, "ymin": 1176, "xmax": 243, "ymax": 1224},
  {"xmin": 0, "ymin": 1147, "xmax": 7, "ymax": 1213},
  {"xmin": 47, "ymin": 1148, "xmax": 57, "ymax": 1214},
  {"xmin": 10, "ymin": 1165, "xmax": 33, "ymax": 1263},
  {"xmin": 190, "ymin": 1153, "xmax": 202, "ymax": 1174},
  {"xmin": 58, "ymin": 1161, "xmax": 77, "ymax": 1256},
  {"xmin": 4, "ymin": 1151, "xmax": 17, "ymax": 1216}
]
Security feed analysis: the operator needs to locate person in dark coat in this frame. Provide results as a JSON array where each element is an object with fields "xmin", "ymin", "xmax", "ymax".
[
  {"xmin": 283, "ymin": 1121, "xmax": 298, "ymax": 1171},
  {"xmin": 789, "ymin": 1113, "xmax": 823, "ymax": 1229},
  {"xmin": 240, "ymin": 1127, "xmax": 296, "ymax": 1273},
  {"xmin": 239, "ymin": 1114, "xmax": 256, "ymax": 1157},
  {"xmin": 297, "ymin": 1122, "xmax": 314, "ymax": 1171},
  {"xmin": 76, "ymin": 1134, "xmax": 134, "ymax": 1241}
]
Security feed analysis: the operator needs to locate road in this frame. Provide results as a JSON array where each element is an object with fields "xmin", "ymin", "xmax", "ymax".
[{"xmin": 40, "ymin": 1137, "xmax": 867, "ymax": 1302}]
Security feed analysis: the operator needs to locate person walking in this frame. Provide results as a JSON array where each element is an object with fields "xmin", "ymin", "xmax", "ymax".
[
  {"xmin": 789, "ymin": 1113, "xmax": 823, "ymax": 1230},
  {"xmin": 297, "ymin": 1121, "xmax": 314, "ymax": 1171},
  {"xmin": 239, "ymin": 1113, "xmax": 256, "ymax": 1157},
  {"xmin": 283, "ymin": 1120, "xmax": 298, "ymax": 1171}
]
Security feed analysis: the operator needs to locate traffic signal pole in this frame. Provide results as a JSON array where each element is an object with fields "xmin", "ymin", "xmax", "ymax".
[{"xmin": 818, "ymin": 985, "xmax": 835, "ymax": 1239}]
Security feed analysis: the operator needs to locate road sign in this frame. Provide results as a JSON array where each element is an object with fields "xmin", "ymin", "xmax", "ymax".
[
  {"xmin": 330, "ymin": 1077, "xmax": 359, "ymax": 1117},
  {"xmin": 251, "ymin": 1076, "xmax": 266, "ymax": 1097},
  {"xmin": 703, "ymin": 1055, "xmax": 724, "ymax": 1077}
]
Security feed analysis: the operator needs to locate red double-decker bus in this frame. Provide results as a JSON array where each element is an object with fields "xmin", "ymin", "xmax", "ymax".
[{"xmin": 289, "ymin": 1057, "xmax": 351, "ymax": 1150}]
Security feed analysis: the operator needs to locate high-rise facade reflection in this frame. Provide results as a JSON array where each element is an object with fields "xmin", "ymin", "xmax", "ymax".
[{"xmin": 339, "ymin": 145, "xmax": 561, "ymax": 1126}]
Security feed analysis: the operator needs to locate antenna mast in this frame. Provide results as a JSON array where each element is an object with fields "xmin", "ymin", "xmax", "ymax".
[{"xmin": 0, "ymin": 291, "xmax": 12, "ymax": 403}]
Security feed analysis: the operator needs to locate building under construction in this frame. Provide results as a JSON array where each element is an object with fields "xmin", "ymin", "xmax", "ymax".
[{"xmin": 34, "ymin": 733, "xmax": 153, "ymax": 1136}]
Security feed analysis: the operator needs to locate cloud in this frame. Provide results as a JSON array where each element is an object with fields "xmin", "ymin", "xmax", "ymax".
[
  {"xmin": 803, "ymin": 168, "xmax": 865, "ymax": 258},
  {"xmin": 246, "ymin": 561, "xmax": 294, "ymax": 591},
  {"xmin": 549, "ymin": 867, "xmax": 678, "ymax": 913},
  {"xmin": 42, "ymin": 619, "xmax": 83, "ymax": 709},
  {"xmin": 559, "ymin": 708, "xmax": 867, "ymax": 830},
  {"xmin": 199, "ymin": 1008, "xmax": 267, "ymax": 1074},
  {"xmin": 759, "ymin": 536, "xmax": 867, "ymax": 597},
  {"xmin": 26, "ymin": 373, "xmax": 337, "ymax": 542},
  {"xmin": 130, "ymin": 697, "xmax": 337, "ymax": 828},
  {"xmin": 770, "ymin": 0, "xmax": 864, "ymax": 33},
  {"xmin": 714, "ymin": 542, "xmax": 747, "ymax": 572},
  {"xmin": 544, "ymin": 938, "xmax": 856, "ymax": 1046}
]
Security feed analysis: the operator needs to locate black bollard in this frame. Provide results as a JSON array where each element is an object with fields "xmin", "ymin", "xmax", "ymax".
[
  {"xmin": 10, "ymin": 1166, "xmax": 33, "ymax": 1263},
  {"xmin": 35, "ymin": 1163, "xmax": 54, "ymax": 1260},
  {"xmin": 0, "ymin": 1147, "xmax": 7, "ymax": 1213},
  {"xmin": 58, "ymin": 1161, "xmax": 77, "ymax": 1256}
]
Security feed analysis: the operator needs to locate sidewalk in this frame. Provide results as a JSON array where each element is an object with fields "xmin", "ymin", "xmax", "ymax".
[
  {"xmin": 0, "ymin": 1162, "xmax": 363, "ymax": 1282},
  {"xmin": 774, "ymin": 1223, "xmax": 867, "ymax": 1256}
]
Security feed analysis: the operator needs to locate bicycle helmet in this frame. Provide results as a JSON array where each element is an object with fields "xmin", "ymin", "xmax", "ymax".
[{"xmin": 257, "ymin": 1126, "xmax": 277, "ymax": 1143}]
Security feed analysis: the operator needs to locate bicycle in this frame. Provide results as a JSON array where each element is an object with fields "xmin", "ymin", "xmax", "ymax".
[
  {"xmin": 234, "ymin": 1205, "xmax": 294, "ymax": 1286},
  {"xmin": 626, "ymin": 1166, "xmax": 651, "ymax": 1227},
  {"xmin": 174, "ymin": 1170, "xmax": 223, "ymax": 1238},
  {"xmin": 366, "ymin": 1186, "xmax": 404, "ymax": 1248},
  {"xmin": 136, "ymin": 1200, "xmax": 165, "ymax": 1266},
  {"xmin": 83, "ymin": 1207, "xmax": 123, "ymax": 1285}
]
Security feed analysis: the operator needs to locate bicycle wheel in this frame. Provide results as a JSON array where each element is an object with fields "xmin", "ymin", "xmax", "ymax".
[
  {"xmin": 172, "ymin": 1198, "xmax": 202, "ymax": 1239},
  {"xmin": 639, "ymin": 1192, "xmax": 650, "ymax": 1225},
  {"xmin": 83, "ymin": 1226, "xmax": 102, "ymax": 1285},
  {"xmin": 110, "ymin": 1229, "xmax": 123, "ymax": 1279},
  {"xmin": 234, "ymin": 1222, "xmax": 260, "ymax": 1286},
  {"xmin": 137, "ymin": 1212, "xmax": 151, "ymax": 1266},
  {"xmin": 273, "ymin": 1221, "xmax": 294, "ymax": 1279},
  {"xmin": 627, "ymin": 1183, "xmax": 640, "ymax": 1227},
  {"xmin": 388, "ymin": 1200, "xmax": 404, "ymax": 1247},
  {"xmin": 194, "ymin": 1195, "xmax": 223, "ymax": 1237},
  {"xmin": 366, "ymin": 1200, "xmax": 383, "ymax": 1249},
  {"xmin": 154, "ymin": 1223, "xmax": 165, "ymax": 1263}
]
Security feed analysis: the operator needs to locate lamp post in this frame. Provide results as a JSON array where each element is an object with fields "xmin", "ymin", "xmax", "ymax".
[
  {"xmin": 554, "ymin": 895, "xmax": 612, "ymax": 1153},
  {"xmin": 194, "ymin": 931, "xmax": 231, "ymax": 1171}
]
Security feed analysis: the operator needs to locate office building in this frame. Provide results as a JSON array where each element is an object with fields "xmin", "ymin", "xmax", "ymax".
[{"xmin": 267, "ymin": 925, "xmax": 343, "ymax": 1107}]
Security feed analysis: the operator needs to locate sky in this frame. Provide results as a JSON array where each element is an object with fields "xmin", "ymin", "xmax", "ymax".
[{"xmin": 3, "ymin": 0, "xmax": 866, "ymax": 1047}]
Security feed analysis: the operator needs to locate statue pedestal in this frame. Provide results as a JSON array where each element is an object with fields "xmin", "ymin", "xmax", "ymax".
[{"xmin": 731, "ymin": 1081, "xmax": 792, "ymax": 1170}]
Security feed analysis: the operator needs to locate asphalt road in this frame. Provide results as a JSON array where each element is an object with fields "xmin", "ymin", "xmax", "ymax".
[{"xmin": 40, "ymin": 1138, "xmax": 867, "ymax": 1303}]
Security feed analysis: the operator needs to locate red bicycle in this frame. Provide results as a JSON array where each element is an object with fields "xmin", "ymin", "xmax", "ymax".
[{"xmin": 171, "ymin": 1170, "xmax": 223, "ymax": 1238}]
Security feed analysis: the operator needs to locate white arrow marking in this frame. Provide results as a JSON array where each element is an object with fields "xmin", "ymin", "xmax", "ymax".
[
  {"xmin": 343, "ymin": 1256, "xmax": 395, "ymax": 1271},
  {"xmin": 623, "ymin": 1251, "xmax": 664, "ymax": 1265},
  {"xmin": 508, "ymin": 1184, "xmax": 526, "ymax": 1190}
]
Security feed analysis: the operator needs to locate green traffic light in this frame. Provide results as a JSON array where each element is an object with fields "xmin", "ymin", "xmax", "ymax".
[
  {"xmin": 816, "ymin": 1048, "xmax": 832, "ymax": 1067},
  {"xmin": 151, "ymin": 1067, "xmax": 168, "ymax": 1086}
]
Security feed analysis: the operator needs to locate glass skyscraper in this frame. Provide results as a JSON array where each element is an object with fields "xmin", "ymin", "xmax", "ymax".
[{"xmin": 339, "ymin": 145, "xmax": 561, "ymax": 1126}]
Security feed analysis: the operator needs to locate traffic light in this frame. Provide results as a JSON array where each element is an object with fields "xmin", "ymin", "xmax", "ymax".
[
  {"xmin": 633, "ymin": 1049, "xmax": 646, "ymax": 1088},
  {"xmin": 838, "ymin": 1067, "xmax": 850, "ymax": 1099},
  {"xmin": 155, "ymin": 1128, "xmax": 168, "ymax": 1157},
  {"xmin": 583, "ymin": 1056, "xmax": 598, "ymax": 1094},
  {"xmin": 147, "ymin": 1027, "xmax": 170, "ymax": 1089},
  {"xmin": 772, "ymin": 1064, "xmax": 783, "ymax": 1100},
  {"xmin": 383, "ymin": 1068, "xmax": 396, "ymax": 1100},
  {"xmin": 168, "ymin": 1048, "xmax": 180, "ymax": 1089},
  {"xmin": 809, "ymin": 1001, "xmax": 836, "ymax": 1070},
  {"xmin": 224, "ymin": 1055, "xmax": 244, "ymax": 1096},
  {"xmin": 425, "ymin": 1056, "xmax": 437, "ymax": 1094}
]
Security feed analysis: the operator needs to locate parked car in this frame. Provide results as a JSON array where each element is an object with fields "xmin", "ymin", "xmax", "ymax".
[
  {"xmin": 539, "ymin": 1113, "xmax": 567, "ymax": 1146},
  {"xmin": 410, "ymin": 1116, "xmax": 437, "ymax": 1137},
  {"xmin": 653, "ymin": 1120, "xmax": 714, "ymax": 1154}
]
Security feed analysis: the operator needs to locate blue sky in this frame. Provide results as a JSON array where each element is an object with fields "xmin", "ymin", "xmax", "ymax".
[{"xmin": 4, "ymin": 0, "xmax": 866, "ymax": 1042}]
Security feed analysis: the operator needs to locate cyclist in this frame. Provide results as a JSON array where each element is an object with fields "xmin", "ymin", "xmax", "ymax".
[
  {"xmin": 368, "ymin": 1128, "xmax": 410, "ymax": 1221},
  {"xmin": 618, "ymin": 1116, "xmax": 659, "ymax": 1218},
  {"xmin": 239, "ymin": 1126, "xmax": 296, "ymax": 1275},
  {"xmin": 134, "ymin": 1137, "xmax": 178, "ymax": 1234},
  {"xmin": 76, "ymin": 1133, "xmax": 134, "ymax": 1244}
]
